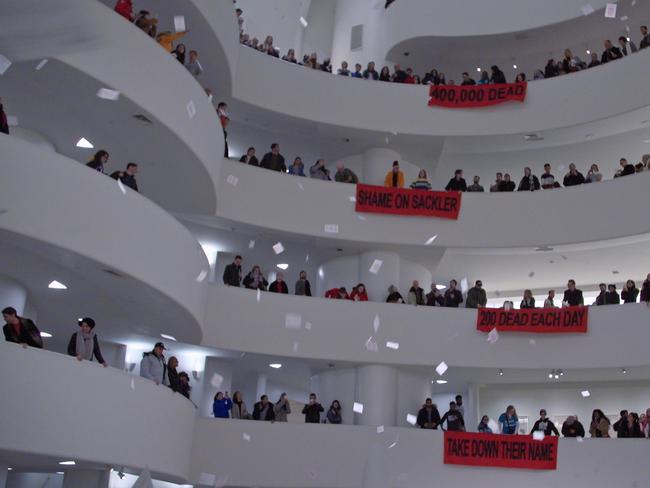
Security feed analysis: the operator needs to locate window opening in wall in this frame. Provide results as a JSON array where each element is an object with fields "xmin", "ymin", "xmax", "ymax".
[{"xmin": 351, "ymin": 24, "xmax": 364, "ymax": 51}]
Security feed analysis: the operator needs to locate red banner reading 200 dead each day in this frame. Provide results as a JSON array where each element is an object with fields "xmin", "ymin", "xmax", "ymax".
[
  {"xmin": 444, "ymin": 431, "xmax": 558, "ymax": 470},
  {"xmin": 428, "ymin": 82, "xmax": 527, "ymax": 108},
  {"xmin": 477, "ymin": 306, "xmax": 588, "ymax": 334},
  {"xmin": 355, "ymin": 184, "xmax": 461, "ymax": 220}
]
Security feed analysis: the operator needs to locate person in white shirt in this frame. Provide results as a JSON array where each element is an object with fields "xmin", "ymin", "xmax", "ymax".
[{"xmin": 544, "ymin": 290, "xmax": 556, "ymax": 308}]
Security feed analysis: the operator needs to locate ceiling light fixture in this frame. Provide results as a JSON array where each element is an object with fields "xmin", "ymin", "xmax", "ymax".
[
  {"xmin": 586, "ymin": 49, "xmax": 591, "ymax": 54},
  {"xmin": 498, "ymin": 369, "xmax": 504, "ymax": 376},
  {"xmin": 621, "ymin": 368, "xmax": 627, "ymax": 374},
  {"xmin": 59, "ymin": 461, "xmax": 76, "ymax": 466},
  {"xmin": 75, "ymin": 137, "xmax": 94, "ymax": 149},
  {"xmin": 476, "ymin": 67, "xmax": 481, "ymax": 72},
  {"xmin": 40, "ymin": 332, "xmax": 53, "ymax": 338},
  {"xmin": 512, "ymin": 64, "xmax": 517, "ymax": 69},
  {"xmin": 160, "ymin": 333, "xmax": 176, "ymax": 341},
  {"xmin": 48, "ymin": 280, "xmax": 67, "ymax": 290},
  {"xmin": 435, "ymin": 379, "xmax": 448, "ymax": 384},
  {"xmin": 299, "ymin": 16, "xmax": 308, "ymax": 28},
  {"xmin": 269, "ymin": 363, "xmax": 282, "ymax": 369},
  {"xmin": 276, "ymin": 263, "xmax": 289, "ymax": 270}
]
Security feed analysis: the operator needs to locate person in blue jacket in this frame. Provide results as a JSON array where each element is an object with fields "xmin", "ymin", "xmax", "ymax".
[{"xmin": 213, "ymin": 391, "xmax": 233, "ymax": 419}]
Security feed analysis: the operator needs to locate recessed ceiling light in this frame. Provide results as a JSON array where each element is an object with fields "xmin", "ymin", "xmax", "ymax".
[
  {"xmin": 269, "ymin": 363, "xmax": 282, "ymax": 369},
  {"xmin": 7, "ymin": 467, "xmax": 12, "ymax": 471},
  {"xmin": 75, "ymin": 137, "xmax": 94, "ymax": 149},
  {"xmin": 56, "ymin": 472, "xmax": 64, "ymax": 475},
  {"xmin": 621, "ymin": 368, "xmax": 627, "ymax": 374},
  {"xmin": 48, "ymin": 280, "xmax": 67, "ymax": 290},
  {"xmin": 476, "ymin": 67, "xmax": 481, "ymax": 72},
  {"xmin": 160, "ymin": 333, "xmax": 176, "ymax": 341},
  {"xmin": 512, "ymin": 64, "xmax": 517, "ymax": 69},
  {"xmin": 498, "ymin": 369, "xmax": 504, "ymax": 376},
  {"xmin": 276, "ymin": 263, "xmax": 289, "ymax": 270},
  {"xmin": 299, "ymin": 16, "xmax": 308, "ymax": 27},
  {"xmin": 59, "ymin": 461, "xmax": 76, "ymax": 466},
  {"xmin": 40, "ymin": 332, "xmax": 53, "ymax": 338},
  {"xmin": 548, "ymin": 372, "xmax": 553, "ymax": 379},
  {"xmin": 586, "ymin": 49, "xmax": 591, "ymax": 54},
  {"xmin": 435, "ymin": 379, "xmax": 448, "ymax": 384},
  {"xmin": 436, "ymin": 284, "xmax": 446, "ymax": 290}
]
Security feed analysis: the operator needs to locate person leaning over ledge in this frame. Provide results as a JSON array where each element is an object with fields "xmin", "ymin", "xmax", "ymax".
[
  {"xmin": 384, "ymin": 161, "xmax": 404, "ymax": 188},
  {"xmin": 260, "ymin": 143, "xmax": 286, "ymax": 172},
  {"xmin": 562, "ymin": 416, "xmax": 585, "ymax": 437},
  {"xmin": 445, "ymin": 169, "xmax": 467, "ymax": 192},
  {"xmin": 2, "ymin": 306, "xmax": 43, "ymax": 348},
  {"xmin": 334, "ymin": 162, "xmax": 359, "ymax": 183},
  {"xmin": 531, "ymin": 409, "xmax": 560, "ymax": 436},
  {"xmin": 498, "ymin": 173, "xmax": 516, "ymax": 192},
  {"xmin": 417, "ymin": 398, "xmax": 441, "ymax": 429},
  {"xmin": 268, "ymin": 272, "xmax": 289, "ymax": 293},
  {"xmin": 517, "ymin": 167, "xmax": 540, "ymax": 191},
  {"xmin": 252, "ymin": 395, "xmax": 276, "ymax": 421},
  {"xmin": 410, "ymin": 170, "xmax": 432, "ymax": 190},
  {"xmin": 465, "ymin": 280, "xmax": 486, "ymax": 308},
  {"xmin": 563, "ymin": 164, "xmax": 585, "ymax": 187},
  {"xmin": 407, "ymin": 280, "xmax": 425, "ymax": 305},
  {"xmin": 563, "ymin": 279, "xmax": 584, "ymax": 306},
  {"xmin": 67, "ymin": 317, "xmax": 107, "ymax": 367},
  {"xmin": 302, "ymin": 393, "xmax": 324, "ymax": 423}
]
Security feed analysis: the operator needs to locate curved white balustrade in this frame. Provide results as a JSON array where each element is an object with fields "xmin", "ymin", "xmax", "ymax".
[
  {"xmin": 0, "ymin": 136, "xmax": 209, "ymax": 334},
  {"xmin": 216, "ymin": 159, "xmax": 650, "ymax": 248},
  {"xmin": 0, "ymin": 342, "xmax": 196, "ymax": 483},
  {"xmin": 189, "ymin": 417, "xmax": 646, "ymax": 488},
  {"xmin": 204, "ymin": 285, "xmax": 650, "ymax": 369},
  {"xmin": 232, "ymin": 46, "xmax": 650, "ymax": 136}
]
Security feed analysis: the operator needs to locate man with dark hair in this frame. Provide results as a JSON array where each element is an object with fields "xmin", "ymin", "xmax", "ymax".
[
  {"xmin": 391, "ymin": 64, "xmax": 407, "ymax": 83},
  {"xmin": 466, "ymin": 281, "xmax": 486, "ymax": 308},
  {"xmin": 531, "ymin": 409, "xmax": 560, "ymax": 436},
  {"xmin": 455, "ymin": 395, "xmax": 465, "ymax": 417},
  {"xmin": 461, "ymin": 72, "xmax": 476, "ymax": 86},
  {"xmin": 135, "ymin": 10, "xmax": 158, "ymax": 37},
  {"xmin": 640, "ymin": 25, "xmax": 650, "ymax": 50},
  {"xmin": 540, "ymin": 163, "xmax": 559, "ymax": 189},
  {"xmin": 363, "ymin": 61, "xmax": 379, "ymax": 80},
  {"xmin": 563, "ymin": 163, "xmax": 585, "ymax": 187},
  {"xmin": 615, "ymin": 158, "xmax": 635, "ymax": 177},
  {"xmin": 595, "ymin": 283, "xmax": 607, "ymax": 306},
  {"xmin": 605, "ymin": 284, "xmax": 620, "ymax": 304},
  {"xmin": 111, "ymin": 163, "xmax": 139, "ymax": 192},
  {"xmin": 253, "ymin": 395, "xmax": 276, "ymax": 421},
  {"xmin": 499, "ymin": 173, "xmax": 516, "ymax": 192},
  {"xmin": 601, "ymin": 39, "xmax": 623, "ymax": 63},
  {"xmin": 440, "ymin": 401, "xmax": 465, "ymax": 431},
  {"xmin": 223, "ymin": 255, "xmax": 243, "ymax": 286},
  {"xmin": 269, "ymin": 272, "xmax": 289, "ymax": 294},
  {"xmin": 2, "ymin": 307, "xmax": 43, "ymax": 348},
  {"xmin": 490, "ymin": 173, "xmax": 503, "ymax": 192},
  {"xmin": 613, "ymin": 410, "xmax": 629, "ymax": 438},
  {"xmin": 302, "ymin": 393, "xmax": 324, "ymax": 423},
  {"xmin": 416, "ymin": 398, "xmax": 441, "ymax": 429},
  {"xmin": 186, "ymin": 50, "xmax": 204, "ymax": 77},
  {"xmin": 445, "ymin": 169, "xmax": 467, "ymax": 192},
  {"xmin": 467, "ymin": 175, "xmax": 484, "ymax": 192},
  {"xmin": 618, "ymin": 36, "xmax": 637, "ymax": 56},
  {"xmin": 260, "ymin": 143, "xmax": 286, "ymax": 172},
  {"xmin": 561, "ymin": 416, "xmax": 585, "ymax": 437},
  {"xmin": 563, "ymin": 279, "xmax": 584, "ymax": 306},
  {"xmin": 325, "ymin": 287, "xmax": 349, "ymax": 299}
]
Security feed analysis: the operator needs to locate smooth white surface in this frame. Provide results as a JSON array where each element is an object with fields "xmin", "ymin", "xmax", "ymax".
[
  {"xmin": 205, "ymin": 285, "xmax": 650, "ymax": 369},
  {"xmin": 216, "ymin": 158, "xmax": 650, "ymax": 248},
  {"xmin": 0, "ymin": 135, "xmax": 209, "ymax": 330},
  {"xmin": 355, "ymin": 365, "xmax": 397, "ymax": 426},
  {"xmin": 0, "ymin": 342, "xmax": 196, "ymax": 483},
  {"xmin": 0, "ymin": 276, "xmax": 27, "ymax": 316}
]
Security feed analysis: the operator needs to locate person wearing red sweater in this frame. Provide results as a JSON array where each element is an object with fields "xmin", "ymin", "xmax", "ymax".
[
  {"xmin": 114, "ymin": 0, "xmax": 134, "ymax": 22},
  {"xmin": 325, "ymin": 287, "xmax": 349, "ymax": 299},
  {"xmin": 350, "ymin": 283, "xmax": 369, "ymax": 301}
]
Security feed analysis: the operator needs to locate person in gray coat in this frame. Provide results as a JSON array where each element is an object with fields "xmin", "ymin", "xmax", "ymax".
[
  {"xmin": 465, "ymin": 280, "xmax": 487, "ymax": 308},
  {"xmin": 140, "ymin": 342, "xmax": 167, "ymax": 385},
  {"xmin": 231, "ymin": 391, "xmax": 251, "ymax": 419},
  {"xmin": 309, "ymin": 159, "xmax": 331, "ymax": 180},
  {"xmin": 274, "ymin": 393, "xmax": 292, "ymax": 422}
]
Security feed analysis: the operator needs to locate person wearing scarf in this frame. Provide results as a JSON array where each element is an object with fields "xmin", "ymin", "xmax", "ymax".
[
  {"xmin": 243, "ymin": 265, "xmax": 268, "ymax": 291},
  {"xmin": 67, "ymin": 318, "xmax": 107, "ymax": 367}
]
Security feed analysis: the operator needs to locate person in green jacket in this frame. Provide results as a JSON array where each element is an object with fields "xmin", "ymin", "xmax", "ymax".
[{"xmin": 466, "ymin": 280, "xmax": 487, "ymax": 308}]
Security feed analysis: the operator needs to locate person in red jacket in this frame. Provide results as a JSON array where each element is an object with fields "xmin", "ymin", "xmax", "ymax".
[
  {"xmin": 325, "ymin": 287, "xmax": 349, "ymax": 299},
  {"xmin": 350, "ymin": 283, "xmax": 369, "ymax": 302},
  {"xmin": 114, "ymin": 0, "xmax": 134, "ymax": 22},
  {"xmin": 268, "ymin": 272, "xmax": 289, "ymax": 294}
]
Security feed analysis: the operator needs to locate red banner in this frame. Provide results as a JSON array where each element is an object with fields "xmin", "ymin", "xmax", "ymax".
[
  {"xmin": 428, "ymin": 82, "xmax": 527, "ymax": 108},
  {"xmin": 476, "ymin": 306, "xmax": 588, "ymax": 334},
  {"xmin": 355, "ymin": 184, "xmax": 461, "ymax": 220},
  {"xmin": 444, "ymin": 431, "xmax": 558, "ymax": 470}
]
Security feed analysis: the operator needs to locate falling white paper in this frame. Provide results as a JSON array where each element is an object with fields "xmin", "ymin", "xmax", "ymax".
[
  {"xmin": 226, "ymin": 174, "xmax": 238, "ymax": 186},
  {"xmin": 305, "ymin": 321, "xmax": 312, "ymax": 330},
  {"xmin": 248, "ymin": 240, "xmax": 255, "ymax": 249},
  {"xmin": 305, "ymin": 254, "xmax": 309, "ymax": 263},
  {"xmin": 435, "ymin": 361, "xmax": 448, "ymax": 376},
  {"xmin": 425, "ymin": 235, "xmax": 438, "ymax": 245},
  {"xmin": 293, "ymin": 342, "xmax": 299, "ymax": 352},
  {"xmin": 256, "ymin": 289, "xmax": 261, "ymax": 302},
  {"xmin": 581, "ymin": 390, "xmax": 591, "ymax": 398},
  {"xmin": 460, "ymin": 278, "xmax": 469, "ymax": 294},
  {"xmin": 285, "ymin": 313, "xmax": 302, "ymax": 329},
  {"xmin": 373, "ymin": 314, "xmax": 380, "ymax": 334},
  {"xmin": 620, "ymin": 15, "xmax": 629, "ymax": 21},
  {"xmin": 377, "ymin": 425, "xmax": 384, "ymax": 433},
  {"xmin": 297, "ymin": 182, "xmax": 304, "ymax": 191},
  {"xmin": 186, "ymin": 99, "xmax": 196, "ymax": 118},
  {"xmin": 487, "ymin": 328, "xmax": 499, "ymax": 344},
  {"xmin": 174, "ymin": 15, "xmax": 186, "ymax": 32},
  {"xmin": 386, "ymin": 341, "xmax": 400, "ymax": 350},
  {"xmin": 273, "ymin": 242, "xmax": 284, "ymax": 254},
  {"xmin": 198, "ymin": 473, "xmax": 216, "ymax": 486},
  {"xmin": 532, "ymin": 431, "xmax": 545, "ymax": 441},
  {"xmin": 35, "ymin": 59, "xmax": 48, "ymax": 70},
  {"xmin": 353, "ymin": 402, "xmax": 364, "ymax": 414},
  {"xmin": 604, "ymin": 3, "xmax": 617, "ymax": 18},
  {"xmin": 130, "ymin": 378, "xmax": 135, "ymax": 390},
  {"xmin": 580, "ymin": 4, "xmax": 595, "ymax": 15},
  {"xmin": 529, "ymin": 339, "xmax": 537, "ymax": 346},
  {"xmin": 385, "ymin": 136, "xmax": 390, "ymax": 144},
  {"xmin": 324, "ymin": 224, "xmax": 339, "ymax": 234},
  {"xmin": 196, "ymin": 269, "xmax": 208, "ymax": 282},
  {"xmin": 96, "ymin": 88, "xmax": 120, "ymax": 101},
  {"xmin": 576, "ymin": 436, "xmax": 584, "ymax": 443},
  {"xmin": 388, "ymin": 441, "xmax": 397, "ymax": 448},
  {"xmin": 210, "ymin": 373, "xmax": 224, "ymax": 388},
  {"xmin": 0, "ymin": 54, "xmax": 12, "ymax": 75},
  {"xmin": 117, "ymin": 178, "xmax": 126, "ymax": 195},
  {"xmin": 242, "ymin": 433, "xmax": 251, "ymax": 441},
  {"xmin": 349, "ymin": 196, "xmax": 356, "ymax": 202},
  {"xmin": 365, "ymin": 336, "xmax": 378, "ymax": 352},
  {"xmin": 369, "ymin": 259, "xmax": 383, "ymax": 274},
  {"xmin": 406, "ymin": 414, "xmax": 417, "ymax": 426}
]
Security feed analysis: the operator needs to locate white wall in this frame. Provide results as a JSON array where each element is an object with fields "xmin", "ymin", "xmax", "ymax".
[
  {"xmin": 236, "ymin": 0, "xmax": 306, "ymax": 54},
  {"xmin": 398, "ymin": 259, "xmax": 432, "ymax": 302},
  {"xmin": 302, "ymin": 0, "xmax": 337, "ymax": 61},
  {"xmin": 396, "ymin": 370, "xmax": 433, "ymax": 428}
]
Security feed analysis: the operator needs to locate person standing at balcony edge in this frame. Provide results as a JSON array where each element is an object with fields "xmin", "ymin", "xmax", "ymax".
[
  {"xmin": 67, "ymin": 317, "xmax": 107, "ymax": 367},
  {"xmin": 178, "ymin": 372, "xmax": 191, "ymax": 399},
  {"xmin": 386, "ymin": 285, "xmax": 404, "ymax": 303},
  {"xmin": 520, "ymin": 289, "xmax": 535, "ymax": 309},
  {"xmin": 489, "ymin": 65, "xmax": 506, "ymax": 84},
  {"xmin": 325, "ymin": 287, "xmax": 349, "ymax": 299},
  {"xmin": 114, "ymin": 0, "xmax": 134, "ymax": 22},
  {"xmin": 640, "ymin": 25, "xmax": 650, "ymax": 50},
  {"xmin": 466, "ymin": 280, "xmax": 486, "ymax": 308},
  {"xmin": 589, "ymin": 409, "xmax": 611, "ymax": 437},
  {"xmin": 111, "ymin": 162, "xmax": 139, "ymax": 192},
  {"xmin": 605, "ymin": 284, "xmax": 620, "ymax": 304},
  {"xmin": 563, "ymin": 279, "xmax": 584, "ymax": 306},
  {"xmin": 417, "ymin": 398, "xmax": 441, "ymax": 429},
  {"xmin": 445, "ymin": 169, "xmax": 467, "ymax": 192},
  {"xmin": 243, "ymin": 265, "xmax": 268, "ymax": 291},
  {"xmin": 540, "ymin": 164, "xmax": 559, "ymax": 189},
  {"xmin": 268, "ymin": 272, "xmax": 288, "ymax": 294},
  {"xmin": 337, "ymin": 61, "xmax": 350, "ymax": 76},
  {"xmin": 334, "ymin": 162, "xmax": 359, "ymax": 184},
  {"xmin": 461, "ymin": 72, "xmax": 476, "ymax": 86},
  {"xmin": 531, "ymin": 409, "xmax": 560, "ymax": 436},
  {"xmin": 588, "ymin": 52, "xmax": 601, "ymax": 68},
  {"xmin": 499, "ymin": 173, "xmax": 516, "ymax": 192},
  {"xmin": 350, "ymin": 284, "xmax": 369, "ymax": 301},
  {"xmin": 615, "ymin": 158, "xmax": 635, "ymax": 177},
  {"xmin": 217, "ymin": 102, "xmax": 230, "ymax": 158},
  {"xmin": 86, "ymin": 150, "xmax": 109, "ymax": 174},
  {"xmin": 135, "ymin": 10, "xmax": 157, "ymax": 38},
  {"xmin": 640, "ymin": 274, "xmax": 650, "ymax": 302},
  {"xmin": 223, "ymin": 255, "xmax": 243, "ymax": 287},
  {"xmin": 167, "ymin": 356, "xmax": 180, "ymax": 392},
  {"xmin": 213, "ymin": 392, "xmax": 233, "ymax": 419},
  {"xmin": 544, "ymin": 290, "xmax": 556, "ymax": 308},
  {"xmin": 426, "ymin": 284, "xmax": 445, "ymax": 306},
  {"xmin": 618, "ymin": 36, "xmax": 637, "ymax": 56},
  {"xmin": 408, "ymin": 280, "xmax": 425, "ymax": 305},
  {"xmin": 384, "ymin": 161, "xmax": 405, "ymax": 188},
  {"xmin": 274, "ymin": 393, "xmax": 291, "ymax": 422},
  {"xmin": 455, "ymin": 395, "xmax": 465, "ymax": 417},
  {"xmin": 140, "ymin": 342, "xmax": 167, "ymax": 385},
  {"xmin": 440, "ymin": 402, "xmax": 465, "ymax": 431},
  {"xmin": 186, "ymin": 50, "xmax": 204, "ymax": 77},
  {"xmin": 363, "ymin": 62, "xmax": 379, "ymax": 80},
  {"xmin": 517, "ymin": 167, "xmax": 540, "ymax": 191},
  {"xmin": 295, "ymin": 270, "xmax": 312, "ymax": 296},
  {"xmin": 0, "ymin": 97, "xmax": 9, "ymax": 134},
  {"xmin": 586, "ymin": 163, "xmax": 602, "ymax": 183},
  {"xmin": 351, "ymin": 63, "xmax": 363, "ymax": 78},
  {"xmin": 490, "ymin": 173, "xmax": 503, "ymax": 192},
  {"xmin": 467, "ymin": 175, "xmax": 484, "ymax": 192},
  {"xmin": 478, "ymin": 415, "xmax": 492, "ymax": 433},
  {"xmin": 2, "ymin": 306, "xmax": 43, "ymax": 349},
  {"xmin": 613, "ymin": 410, "xmax": 629, "ymax": 437},
  {"xmin": 239, "ymin": 147, "xmax": 259, "ymax": 166},
  {"xmin": 253, "ymin": 395, "xmax": 276, "ymax": 421},
  {"xmin": 327, "ymin": 400, "xmax": 342, "ymax": 424},
  {"xmin": 310, "ymin": 159, "xmax": 331, "ymax": 180},
  {"xmin": 499, "ymin": 405, "xmax": 519, "ymax": 434},
  {"xmin": 563, "ymin": 164, "xmax": 585, "ymax": 187},
  {"xmin": 595, "ymin": 283, "xmax": 607, "ymax": 306},
  {"xmin": 231, "ymin": 391, "xmax": 251, "ymax": 419},
  {"xmin": 561, "ymin": 416, "xmax": 585, "ymax": 438},
  {"xmin": 601, "ymin": 39, "xmax": 623, "ymax": 63},
  {"xmin": 302, "ymin": 393, "xmax": 324, "ymax": 423},
  {"xmin": 410, "ymin": 169, "xmax": 432, "ymax": 190},
  {"xmin": 444, "ymin": 280, "xmax": 463, "ymax": 308}
]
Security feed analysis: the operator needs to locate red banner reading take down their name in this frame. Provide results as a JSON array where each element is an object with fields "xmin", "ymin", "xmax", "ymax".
[
  {"xmin": 476, "ymin": 306, "xmax": 588, "ymax": 334},
  {"xmin": 355, "ymin": 184, "xmax": 461, "ymax": 220},
  {"xmin": 444, "ymin": 431, "xmax": 558, "ymax": 470},
  {"xmin": 428, "ymin": 82, "xmax": 527, "ymax": 108}
]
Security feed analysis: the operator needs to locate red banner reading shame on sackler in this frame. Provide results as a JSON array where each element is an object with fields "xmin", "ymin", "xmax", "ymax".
[
  {"xmin": 476, "ymin": 306, "xmax": 588, "ymax": 334},
  {"xmin": 444, "ymin": 431, "xmax": 558, "ymax": 470},
  {"xmin": 428, "ymin": 82, "xmax": 527, "ymax": 108},
  {"xmin": 355, "ymin": 184, "xmax": 461, "ymax": 220}
]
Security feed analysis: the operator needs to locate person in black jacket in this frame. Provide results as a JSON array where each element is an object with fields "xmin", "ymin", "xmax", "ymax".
[
  {"xmin": 386, "ymin": 285, "xmax": 404, "ymax": 303},
  {"xmin": 517, "ymin": 167, "xmax": 540, "ymax": 191},
  {"xmin": 489, "ymin": 65, "xmax": 506, "ymax": 84},
  {"xmin": 563, "ymin": 164, "xmax": 585, "ymax": 187},
  {"xmin": 239, "ymin": 147, "xmax": 259, "ymax": 166},
  {"xmin": 110, "ymin": 163, "xmax": 139, "ymax": 192},
  {"xmin": 222, "ymin": 255, "xmax": 243, "ymax": 286},
  {"xmin": 605, "ymin": 284, "xmax": 620, "ymax": 304},
  {"xmin": 623, "ymin": 412, "xmax": 644, "ymax": 438},
  {"xmin": 416, "ymin": 398, "xmax": 441, "ymax": 429},
  {"xmin": 444, "ymin": 280, "xmax": 463, "ymax": 307},
  {"xmin": 326, "ymin": 400, "xmax": 342, "ymax": 424},
  {"xmin": 302, "ymin": 393, "xmax": 324, "ymax": 423},
  {"xmin": 440, "ymin": 402, "xmax": 465, "ymax": 431},
  {"xmin": 595, "ymin": 283, "xmax": 607, "ymax": 305},
  {"xmin": 426, "ymin": 284, "xmax": 445, "ymax": 306},
  {"xmin": 243, "ymin": 265, "xmax": 268, "ymax": 291},
  {"xmin": 67, "ymin": 317, "xmax": 107, "ymax": 366},
  {"xmin": 167, "ymin": 356, "xmax": 180, "ymax": 392},
  {"xmin": 615, "ymin": 158, "xmax": 635, "ymax": 177},
  {"xmin": 561, "ymin": 416, "xmax": 585, "ymax": 437},
  {"xmin": 563, "ymin": 279, "xmax": 584, "ymax": 306},
  {"xmin": 641, "ymin": 25, "xmax": 650, "ymax": 50},
  {"xmin": 498, "ymin": 173, "xmax": 516, "ymax": 192},
  {"xmin": 2, "ymin": 307, "xmax": 43, "ymax": 349},
  {"xmin": 445, "ymin": 169, "xmax": 467, "ymax": 192},
  {"xmin": 268, "ymin": 272, "xmax": 289, "ymax": 293},
  {"xmin": 86, "ymin": 150, "xmax": 110, "ymax": 174},
  {"xmin": 613, "ymin": 410, "xmax": 629, "ymax": 438},
  {"xmin": 601, "ymin": 39, "xmax": 623, "ymax": 63},
  {"xmin": 531, "ymin": 409, "xmax": 560, "ymax": 436},
  {"xmin": 259, "ymin": 143, "xmax": 286, "ymax": 172},
  {"xmin": 252, "ymin": 395, "xmax": 276, "ymax": 421},
  {"xmin": 621, "ymin": 280, "xmax": 639, "ymax": 303},
  {"xmin": 0, "ymin": 96, "xmax": 9, "ymax": 134}
]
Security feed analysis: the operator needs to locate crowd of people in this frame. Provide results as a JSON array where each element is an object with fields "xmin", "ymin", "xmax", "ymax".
[{"xmin": 240, "ymin": 19, "xmax": 650, "ymax": 87}]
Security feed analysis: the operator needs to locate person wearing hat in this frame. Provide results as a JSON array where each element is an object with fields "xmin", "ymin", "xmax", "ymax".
[
  {"xmin": 384, "ymin": 161, "xmax": 405, "ymax": 188},
  {"xmin": 2, "ymin": 306, "xmax": 43, "ymax": 349},
  {"xmin": 140, "ymin": 342, "xmax": 168, "ymax": 385},
  {"xmin": 67, "ymin": 318, "xmax": 107, "ymax": 367}
]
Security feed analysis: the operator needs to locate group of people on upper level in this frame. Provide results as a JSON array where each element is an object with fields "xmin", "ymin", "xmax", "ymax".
[
  {"xmin": 85, "ymin": 150, "xmax": 140, "ymax": 192},
  {"xmin": 223, "ymin": 255, "xmax": 313, "ymax": 296},
  {"xmin": 240, "ymin": 18, "xmax": 650, "ymax": 86}
]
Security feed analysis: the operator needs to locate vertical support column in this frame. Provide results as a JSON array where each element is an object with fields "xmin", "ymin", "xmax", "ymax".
[
  {"xmin": 355, "ymin": 365, "xmax": 398, "ymax": 426},
  {"xmin": 113, "ymin": 343, "xmax": 127, "ymax": 371},
  {"xmin": 63, "ymin": 469, "xmax": 110, "ymax": 488},
  {"xmin": 466, "ymin": 383, "xmax": 480, "ymax": 428},
  {"xmin": 314, "ymin": 367, "xmax": 357, "ymax": 424},
  {"xmin": 256, "ymin": 373, "xmax": 268, "ymax": 400},
  {"xmin": 201, "ymin": 357, "xmax": 233, "ymax": 417},
  {"xmin": 358, "ymin": 251, "xmax": 400, "ymax": 303},
  {"xmin": 0, "ymin": 276, "xmax": 27, "ymax": 314}
]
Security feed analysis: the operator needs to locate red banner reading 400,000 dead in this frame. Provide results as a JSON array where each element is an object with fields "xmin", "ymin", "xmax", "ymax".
[{"xmin": 428, "ymin": 82, "xmax": 527, "ymax": 108}]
